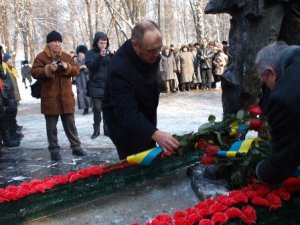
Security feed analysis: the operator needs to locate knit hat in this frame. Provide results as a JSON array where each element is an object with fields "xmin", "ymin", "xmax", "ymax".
[
  {"xmin": 76, "ymin": 45, "xmax": 88, "ymax": 55},
  {"xmin": 3, "ymin": 53, "xmax": 11, "ymax": 62},
  {"xmin": 46, "ymin": 30, "xmax": 62, "ymax": 43}
]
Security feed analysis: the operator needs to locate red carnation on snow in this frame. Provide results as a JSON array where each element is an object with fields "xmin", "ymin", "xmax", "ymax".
[
  {"xmin": 173, "ymin": 211, "xmax": 186, "ymax": 220},
  {"xmin": 173, "ymin": 218, "xmax": 189, "ymax": 225}
]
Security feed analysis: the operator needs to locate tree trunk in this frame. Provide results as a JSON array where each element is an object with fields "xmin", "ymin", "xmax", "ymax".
[{"xmin": 85, "ymin": 0, "xmax": 94, "ymax": 47}]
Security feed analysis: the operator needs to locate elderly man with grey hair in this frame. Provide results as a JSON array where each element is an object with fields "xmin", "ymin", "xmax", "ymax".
[{"xmin": 255, "ymin": 41, "xmax": 300, "ymax": 186}]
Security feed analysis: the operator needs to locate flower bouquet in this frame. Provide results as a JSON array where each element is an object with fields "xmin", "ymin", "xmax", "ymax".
[{"xmin": 132, "ymin": 105, "xmax": 300, "ymax": 225}]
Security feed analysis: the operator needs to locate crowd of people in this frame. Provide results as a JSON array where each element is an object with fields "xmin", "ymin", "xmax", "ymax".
[{"xmin": 0, "ymin": 20, "xmax": 298, "ymax": 187}]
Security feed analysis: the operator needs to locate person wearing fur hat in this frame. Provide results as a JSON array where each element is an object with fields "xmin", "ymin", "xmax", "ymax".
[
  {"xmin": 74, "ymin": 45, "xmax": 92, "ymax": 115},
  {"xmin": 85, "ymin": 32, "xmax": 112, "ymax": 139},
  {"xmin": 31, "ymin": 30, "xmax": 87, "ymax": 161}
]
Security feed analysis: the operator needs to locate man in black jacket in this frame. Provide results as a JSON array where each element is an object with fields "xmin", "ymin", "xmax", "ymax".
[
  {"xmin": 255, "ymin": 41, "xmax": 300, "ymax": 186},
  {"xmin": 102, "ymin": 20, "xmax": 179, "ymax": 160}
]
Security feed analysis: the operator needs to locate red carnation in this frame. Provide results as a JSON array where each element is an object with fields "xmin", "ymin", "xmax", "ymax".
[
  {"xmin": 69, "ymin": 173, "xmax": 82, "ymax": 183},
  {"xmin": 267, "ymin": 193, "xmax": 282, "ymax": 210},
  {"xmin": 187, "ymin": 213, "xmax": 202, "ymax": 224},
  {"xmin": 53, "ymin": 175, "xmax": 68, "ymax": 185},
  {"xmin": 66, "ymin": 171, "xmax": 77, "ymax": 180},
  {"xmin": 19, "ymin": 182, "xmax": 32, "ymax": 191},
  {"xmin": 216, "ymin": 195, "xmax": 231, "ymax": 206},
  {"xmin": 5, "ymin": 185, "xmax": 18, "ymax": 193},
  {"xmin": 44, "ymin": 179, "xmax": 58, "ymax": 189},
  {"xmin": 204, "ymin": 145, "xmax": 219, "ymax": 156},
  {"xmin": 254, "ymin": 185, "xmax": 270, "ymax": 196},
  {"xmin": 195, "ymin": 201, "xmax": 210, "ymax": 209},
  {"xmin": 131, "ymin": 223, "xmax": 140, "ymax": 225},
  {"xmin": 229, "ymin": 193, "xmax": 248, "ymax": 205},
  {"xmin": 225, "ymin": 207, "xmax": 243, "ymax": 218},
  {"xmin": 16, "ymin": 188, "xmax": 30, "ymax": 199},
  {"xmin": 211, "ymin": 212, "xmax": 229, "ymax": 225},
  {"xmin": 199, "ymin": 219, "xmax": 215, "ymax": 225},
  {"xmin": 32, "ymin": 183, "xmax": 47, "ymax": 193},
  {"xmin": 195, "ymin": 139, "xmax": 207, "ymax": 149},
  {"xmin": 88, "ymin": 166, "xmax": 104, "ymax": 176},
  {"xmin": 173, "ymin": 211, "xmax": 186, "ymax": 220},
  {"xmin": 274, "ymin": 188, "xmax": 290, "ymax": 201},
  {"xmin": 209, "ymin": 202, "xmax": 227, "ymax": 213},
  {"xmin": 198, "ymin": 208, "xmax": 211, "ymax": 217},
  {"xmin": 0, "ymin": 196, "xmax": 5, "ymax": 203},
  {"xmin": 252, "ymin": 196, "xmax": 269, "ymax": 206},
  {"xmin": 248, "ymin": 105, "xmax": 263, "ymax": 117},
  {"xmin": 200, "ymin": 155, "xmax": 216, "ymax": 165},
  {"xmin": 249, "ymin": 119, "xmax": 264, "ymax": 131},
  {"xmin": 153, "ymin": 213, "xmax": 172, "ymax": 223},
  {"xmin": 241, "ymin": 206, "xmax": 256, "ymax": 224},
  {"xmin": 78, "ymin": 168, "xmax": 92, "ymax": 178},
  {"xmin": 173, "ymin": 218, "xmax": 189, "ymax": 225},
  {"xmin": 0, "ymin": 188, "xmax": 5, "ymax": 196},
  {"xmin": 4, "ymin": 191, "xmax": 18, "ymax": 201}
]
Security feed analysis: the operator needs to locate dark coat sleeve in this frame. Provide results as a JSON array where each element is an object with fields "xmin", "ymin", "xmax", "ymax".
[{"xmin": 256, "ymin": 101, "xmax": 300, "ymax": 185}]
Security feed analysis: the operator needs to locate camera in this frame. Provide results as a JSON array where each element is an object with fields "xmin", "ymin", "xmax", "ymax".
[{"xmin": 53, "ymin": 57, "xmax": 64, "ymax": 70}]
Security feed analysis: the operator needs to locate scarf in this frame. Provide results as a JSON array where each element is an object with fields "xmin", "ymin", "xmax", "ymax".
[{"xmin": 2, "ymin": 62, "xmax": 19, "ymax": 78}]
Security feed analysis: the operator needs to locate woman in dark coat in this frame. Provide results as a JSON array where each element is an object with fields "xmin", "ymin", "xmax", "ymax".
[{"xmin": 74, "ymin": 45, "xmax": 92, "ymax": 115}]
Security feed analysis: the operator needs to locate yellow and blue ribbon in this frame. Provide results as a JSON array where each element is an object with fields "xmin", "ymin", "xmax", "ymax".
[
  {"xmin": 217, "ymin": 138, "xmax": 256, "ymax": 158},
  {"xmin": 126, "ymin": 146, "xmax": 163, "ymax": 166}
]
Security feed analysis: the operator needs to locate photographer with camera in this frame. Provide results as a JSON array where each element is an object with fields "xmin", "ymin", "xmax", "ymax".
[
  {"xmin": 31, "ymin": 30, "xmax": 87, "ymax": 161},
  {"xmin": 85, "ymin": 32, "xmax": 112, "ymax": 139}
]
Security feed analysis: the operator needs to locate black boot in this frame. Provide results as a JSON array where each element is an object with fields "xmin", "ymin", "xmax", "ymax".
[
  {"xmin": 82, "ymin": 108, "xmax": 89, "ymax": 115},
  {"xmin": 91, "ymin": 124, "xmax": 100, "ymax": 139},
  {"xmin": 1, "ymin": 130, "xmax": 20, "ymax": 147}
]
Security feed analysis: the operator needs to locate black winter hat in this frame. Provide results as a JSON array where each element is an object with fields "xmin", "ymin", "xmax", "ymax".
[
  {"xmin": 76, "ymin": 45, "xmax": 88, "ymax": 55},
  {"xmin": 46, "ymin": 30, "xmax": 62, "ymax": 43}
]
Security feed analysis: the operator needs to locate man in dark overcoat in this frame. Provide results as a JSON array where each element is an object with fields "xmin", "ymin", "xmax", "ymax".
[{"xmin": 102, "ymin": 20, "xmax": 179, "ymax": 160}]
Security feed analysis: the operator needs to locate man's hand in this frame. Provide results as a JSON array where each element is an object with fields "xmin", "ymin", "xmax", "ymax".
[
  {"xmin": 100, "ymin": 48, "xmax": 107, "ymax": 57},
  {"xmin": 50, "ymin": 61, "xmax": 58, "ymax": 72},
  {"xmin": 151, "ymin": 130, "xmax": 180, "ymax": 153}
]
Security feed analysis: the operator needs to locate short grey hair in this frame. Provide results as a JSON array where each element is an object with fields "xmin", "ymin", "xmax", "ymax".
[
  {"xmin": 131, "ymin": 20, "xmax": 160, "ymax": 44},
  {"xmin": 255, "ymin": 41, "xmax": 289, "ymax": 73}
]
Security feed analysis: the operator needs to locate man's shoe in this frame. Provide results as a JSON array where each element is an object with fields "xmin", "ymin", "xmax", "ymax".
[
  {"xmin": 72, "ymin": 149, "xmax": 87, "ymax": 156},
  {"xmin": 50, "ymin": 152, "xmax": 62, "ymax": 161}
]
